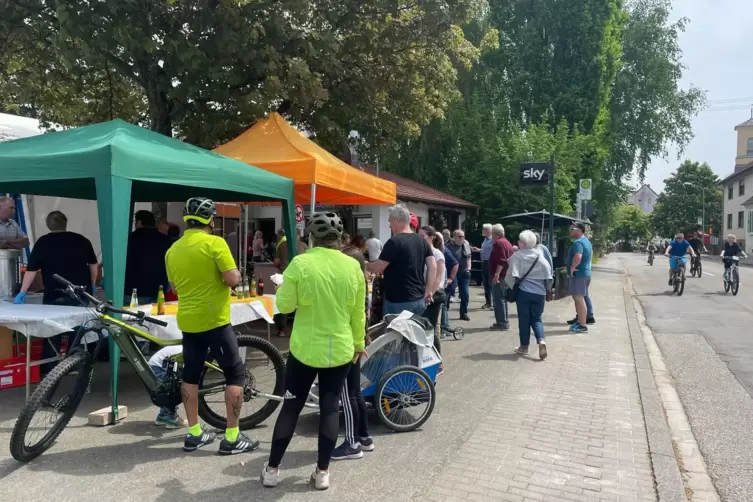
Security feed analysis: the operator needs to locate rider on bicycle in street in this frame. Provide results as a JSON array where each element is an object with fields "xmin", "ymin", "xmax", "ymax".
[
  {"xmin": 688, "ymin": 231, "xmax": 706, "ymax": 268},
  {"xmin": 664, "ymin": 232, "xmax": 696, "ymax": 286},
  {"xmin": 646, "ymin": 241, "xmax": 657, "ymax": 263},
  {"xmin": 165, "ymin": 197, "xmax": 259, "ymax": 454},
  {"xmin": 720, "ymin": 234, "xmax": 747, "ymax": 277}
]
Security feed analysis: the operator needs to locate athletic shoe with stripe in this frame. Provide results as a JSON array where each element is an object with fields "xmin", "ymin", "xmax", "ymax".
[
  {"xmin": 359, "ymin": 436, "xmax": 375, "ymax": 452},
  {"xmin": 183, "ymin": 429, "xmax": 216, "ymax": 452},
  {"xmin": 219, "ymin": 432, "xmax": 260, "ymax": 455},
  {"xmin": 331, "ymin": 441, "xmax": 363, "ymax": 460}
]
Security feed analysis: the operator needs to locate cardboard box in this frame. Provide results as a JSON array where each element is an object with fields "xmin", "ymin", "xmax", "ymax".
[{"xmin": 0, "ymin": 327, "xmax": 13, "ymax": 360}]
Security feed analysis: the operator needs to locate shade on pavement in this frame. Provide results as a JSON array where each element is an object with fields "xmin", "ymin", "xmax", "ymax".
[
  {"xmin": 0, "ymin": 119, "xmax": 298, "ymax": 416},
  {"xmin": 214, "ymin": 112, "xmax": 397, "ymax": 206}
]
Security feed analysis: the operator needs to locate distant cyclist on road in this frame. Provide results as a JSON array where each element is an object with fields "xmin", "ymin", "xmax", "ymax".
[
  {"xmin": 720, "ymin": 234, "xmax": 747, "ymax": 277},
  {"xmin": 645, "ymin": 241, "xmax": 657, "ymax": 263},
  {"xmin": 165, "ymin": 197, "xmax": 259, "ymax": 455},
  {"xmin": 664, "ymin": 232, "xmax": 696, "ymax": 286}
]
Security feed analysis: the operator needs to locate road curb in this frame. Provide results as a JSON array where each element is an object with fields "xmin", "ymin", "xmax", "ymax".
[{"xmin": 622, "ymin": 272, "xmax": 689, "ymax": 502}]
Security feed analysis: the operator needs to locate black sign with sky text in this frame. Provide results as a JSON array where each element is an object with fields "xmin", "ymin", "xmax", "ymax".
[{"xmin": 519, "ymin": 162, "xmax": 551, "ymax": 185}]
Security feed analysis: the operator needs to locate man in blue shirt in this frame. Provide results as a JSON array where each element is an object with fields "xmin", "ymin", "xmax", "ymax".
[
  {"xmin": 567, "ymin": 222, "xmax": 593, "ymax": 333},
  {"xmin": 664, "ymin": 232, "xmax": 695, "ymax": 286},
  {"xmin": 472, "ymin": 224, "xmax": 494, "ymax": 309}
]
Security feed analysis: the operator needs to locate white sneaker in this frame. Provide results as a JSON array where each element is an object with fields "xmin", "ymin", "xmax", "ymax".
[
  {"xmin": 310, "ymin": 466, "xmax": 330, "ymax": 490},
  {"xmin": 514, "ymin": 346, "xmax": 530, "ymax": 355},
  {"xmin": 538, "ymin": 341, "xmax": 547, "ymax": 360},
  {"xmin": 261, "ymin": 463, "xmax": 279, "ymax": 487}
]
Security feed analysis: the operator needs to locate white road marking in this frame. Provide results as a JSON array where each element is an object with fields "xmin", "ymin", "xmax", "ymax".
[{"xmin": 703, "ymin": 272, "xmax": 714, "ymax": 276}]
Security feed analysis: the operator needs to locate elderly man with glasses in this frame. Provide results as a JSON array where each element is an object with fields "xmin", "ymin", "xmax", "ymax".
[{"xmin": 446, "ymin": 229, "xmax": 472, "ymax": 321}]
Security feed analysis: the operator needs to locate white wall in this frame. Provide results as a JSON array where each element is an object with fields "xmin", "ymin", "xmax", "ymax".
[{"xmin": 27, "ymin": 196, "xmax": 151, "ymax": 260}]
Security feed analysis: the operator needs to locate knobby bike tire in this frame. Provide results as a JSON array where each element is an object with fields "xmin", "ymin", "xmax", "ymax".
[
  {"xmin": 698, "ymin": 261, "xmax": 703, "ymax": 277},
  {"xmin": 197, "ymin": 335, "xmax": 285, "ymax": 430},
  {"xmin": 733, "ymin": 270, "xmax": 740, "ymax": 296},
  {"xmin": 10, "ymin": 350, "xmax": 92, "ymax": 462},
  {"xmin": 677, "ymin": 275, "xmax": 685, "ymax": 296}
]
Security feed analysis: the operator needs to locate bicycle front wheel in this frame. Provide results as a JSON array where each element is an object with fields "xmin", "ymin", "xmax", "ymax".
[
  {"xmin": 733, "ymin": 270, "xmax": 740, "ymax": 296},
  {"xmin": 10, "ymin": 350, "xmax": 92, "ymax": 462},
  {"xmin": 197, "ymin": 335, "xmax": 285, "ymax": 430}
]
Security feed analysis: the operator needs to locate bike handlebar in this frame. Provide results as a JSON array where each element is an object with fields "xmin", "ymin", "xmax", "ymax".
[{"xmin": 52, "ymin": 274, "xmax": 168, "ymax": 327}]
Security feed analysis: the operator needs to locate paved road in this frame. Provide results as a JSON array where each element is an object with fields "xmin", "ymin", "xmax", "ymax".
[
  {"xmin": 1, "ymin": 261, "xmax": 657, "ymax": 502},
  {"xmin": 624, "ymin": 252, "xmax": 753, "ymax": 501}
]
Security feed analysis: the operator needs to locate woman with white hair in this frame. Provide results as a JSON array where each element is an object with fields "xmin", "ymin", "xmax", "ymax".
[{"xmin": 505, "ymin": 230, "xmax": 553, "ymax": 360}]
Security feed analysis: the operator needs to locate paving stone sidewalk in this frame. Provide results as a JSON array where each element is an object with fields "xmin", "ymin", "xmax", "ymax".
[{"xmin": 427, "ymin": 258, "xmax": 658, "ymax": 502}]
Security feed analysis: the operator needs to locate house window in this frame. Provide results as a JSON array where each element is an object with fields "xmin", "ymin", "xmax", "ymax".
[
  {"xmin": 747, "ymin": 137, "xmax": 753, "ymax": 157},
  {"xmin": 729, "ymin": 185, "xmax": 734, "ymax": 199},
  {"xmin": 728, "ymin": 213, "xmax": 733, "ymax": 229},
  {"xmin": 741, "ymin": 180, "xmax": 746, "ymax": 196},
  {"xmin": 748, "ymin": 211, "xmax": 753, "ymax": 233},
  {"xmin": 739, "ymin": 211, "xmax": 745, "ymax": 228}
]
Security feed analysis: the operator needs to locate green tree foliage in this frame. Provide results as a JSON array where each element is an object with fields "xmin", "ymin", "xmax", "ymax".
[
  {"xmin": 610, "ymin": 203, "xmax": 651, "ymax": 243},
  {"xmin": 1, "ymin": 0, "xmax": 484, "ymax": 150},
  {"xmin": 605, "ymin": 0, "xmax": 706, "ymax": 183},
  {"xmin": 651, "ymin": 160, "xmax": 722, "ymax": 238}
]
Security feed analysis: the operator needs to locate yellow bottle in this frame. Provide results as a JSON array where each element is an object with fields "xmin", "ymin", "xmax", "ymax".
[
  {"xmin": 129, "ymin": 288, "xmax": 139, "ymax": 309},
  {"xmin": 156, "ymin": 285, "xmax": 166, "ymax": 315},
  {"xmin": 250, "ymin": 277, "xmax": 257, "ymax": 297}
]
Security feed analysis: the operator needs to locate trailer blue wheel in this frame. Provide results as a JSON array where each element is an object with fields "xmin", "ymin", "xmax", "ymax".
[{"xmin": 375, "ymin": 365, "xmax": 436, "ymax": 432}]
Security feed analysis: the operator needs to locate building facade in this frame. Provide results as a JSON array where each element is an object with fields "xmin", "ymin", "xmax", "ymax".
[
  {"xmin": 627, "ymin": 184, "xmax": 659, "ymax": 214},
  {"xmin": 721, "ymin": 118, "xmax": 753, "ymax": 250}
]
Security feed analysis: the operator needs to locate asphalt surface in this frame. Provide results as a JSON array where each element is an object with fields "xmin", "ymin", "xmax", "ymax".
[{"xmin": 624, "ymin": 252, "xmax": 753, "ymax": 502}]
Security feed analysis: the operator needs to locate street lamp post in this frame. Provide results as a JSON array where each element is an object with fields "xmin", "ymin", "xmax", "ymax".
[{"xmin": 684, "ymin": 182, "xmax": 705, "ymax": 233}]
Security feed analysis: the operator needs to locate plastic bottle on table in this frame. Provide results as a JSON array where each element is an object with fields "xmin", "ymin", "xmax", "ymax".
[
  {"xmin": 258, "ymin": 277, "xmax": 264, "ymax": 296},
  {"xmin": 250, "ymin": 277, "xmax": 257, "ymax": 297},
  {"xmin": 130, "ymin": 288, "xmax": 139, "ymax": 309}
]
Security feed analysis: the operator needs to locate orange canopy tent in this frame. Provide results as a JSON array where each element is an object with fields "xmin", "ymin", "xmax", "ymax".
[{"xmin": 214, "ymin": 113, "xmax": 396, "ymax": 207}]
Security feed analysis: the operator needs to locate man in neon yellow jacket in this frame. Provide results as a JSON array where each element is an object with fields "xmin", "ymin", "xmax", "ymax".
[{"xmin": 262, "ymin": 212, "xmax": 365, "ymax": 491}]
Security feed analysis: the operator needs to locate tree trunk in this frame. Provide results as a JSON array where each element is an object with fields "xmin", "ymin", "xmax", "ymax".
[{"xmin": 144, "ymin": 71, "xmax": 173, "ymax": 220}]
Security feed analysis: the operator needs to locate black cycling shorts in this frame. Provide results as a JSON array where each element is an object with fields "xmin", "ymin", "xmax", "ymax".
[{"xmin": 181, "ymin": 324, "xmax": 245, "ymax": 386}]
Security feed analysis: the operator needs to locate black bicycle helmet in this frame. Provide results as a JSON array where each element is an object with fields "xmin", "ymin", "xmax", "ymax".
[
  {"xmin": 307, "ymin": 211, "xmax": 343, "ymax": 240},
  {"xmin": 183, "ymin": 197, "xmax": 217, "ymax": 225}
]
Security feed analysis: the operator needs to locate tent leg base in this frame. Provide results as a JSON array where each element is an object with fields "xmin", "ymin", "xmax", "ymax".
[{"xmin": 88, "ymin": 405, "xmax": 128, "ymax": 426}]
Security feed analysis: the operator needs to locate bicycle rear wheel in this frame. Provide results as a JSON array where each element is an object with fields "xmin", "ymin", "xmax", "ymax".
[
  {"xmin": 197, "ymin": 335, "xmax": 285, "ymax": 430},
  {"xmin": 10, "ymin": 350, "xmax": 92, "ymax": 462},
  {"xmin": 732, "ymin": 269, "xmax": 740, "ymax": 296}
]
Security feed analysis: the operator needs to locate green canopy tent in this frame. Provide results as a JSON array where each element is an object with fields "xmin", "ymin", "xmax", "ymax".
[{"xmin": 0, "ymin": 119, "xmax": 298, "ymax": 419}]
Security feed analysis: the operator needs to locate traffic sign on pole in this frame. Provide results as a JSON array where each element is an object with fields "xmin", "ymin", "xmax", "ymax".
[
  {"xmin": 295, "ymin": 204, "xmax": 304, "ymax": 223},
  {"xmin": 579, "ymin": 179, "xmax": 592, "ymax": 200}
]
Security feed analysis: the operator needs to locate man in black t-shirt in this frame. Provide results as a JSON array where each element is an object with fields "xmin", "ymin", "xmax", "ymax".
[
  {"xmin": 125, "ymin": 210, "xmax": 172, "ymax": 303},
  {"xmin": 14, "ymin": 211, "xmax": 98, "ymax": 373},
  {"xmin": 15, "ymin": 211, "xmax": 98, "ymax": 306},
  {"xmin": 367, "ymin": 204, "xmax": 436, "ymax": 316}
]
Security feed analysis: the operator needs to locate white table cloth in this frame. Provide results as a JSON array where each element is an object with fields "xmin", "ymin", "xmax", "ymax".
[{"xmin": 0, "ymin": 296, "xmax": 278, "ymax": 341}]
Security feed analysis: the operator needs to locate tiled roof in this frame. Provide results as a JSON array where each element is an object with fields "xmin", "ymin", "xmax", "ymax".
[
  {"xmin": 735, "ymin": 118, "xmax": 753, "ymax": 129},
  {"xmin": 357, "ymin": 164, "xmax": 476, "ymax": 208}
]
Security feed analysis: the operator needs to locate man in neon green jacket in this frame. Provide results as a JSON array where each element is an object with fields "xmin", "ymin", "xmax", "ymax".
[{"xmin": 262, "ymin": 212, "xmax": 365, "ymax": 491}]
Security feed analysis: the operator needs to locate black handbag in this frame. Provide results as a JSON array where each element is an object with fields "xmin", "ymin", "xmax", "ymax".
[{"xmin": 505, "ymin": 255, "xmax": 540, "ymax": 303}]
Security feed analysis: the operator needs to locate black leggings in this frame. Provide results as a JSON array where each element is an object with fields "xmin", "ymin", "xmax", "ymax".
[
  {"xmin": 341, "ymin": 358, "xmax": 369, "ymax": 446},
  {"xmin": 421, "ymin": 289, "xmax": 447, "ymax": 328},
  {"xmin": 268, "ymin": 354, "xmax": 351, "ymax": 470}
]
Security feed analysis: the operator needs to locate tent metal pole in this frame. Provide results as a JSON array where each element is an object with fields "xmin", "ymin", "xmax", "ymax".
[
  {"xmin": 309, "ymin": 183, "xmax": 316, "ymax": 247},
  {"xmin": 243, "ymin": 204, "xmax": 249, "ymax": 270}
]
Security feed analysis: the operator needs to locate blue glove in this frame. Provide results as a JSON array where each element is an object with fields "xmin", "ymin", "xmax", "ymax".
[{"xmin": 13, "ymin": 292, "xmax": 26, "ymax": 304}]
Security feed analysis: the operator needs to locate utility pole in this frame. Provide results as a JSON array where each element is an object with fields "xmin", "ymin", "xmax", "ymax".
[{"xmin": 549, "ymin": 154, "xmax": 556, "ymax": 252}]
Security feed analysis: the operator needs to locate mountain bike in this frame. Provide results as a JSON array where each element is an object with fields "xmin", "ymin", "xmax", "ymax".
[
  {"xmin": 669, "ymin": 258, "xmax": 686, "ymax": 296},
  {"xmin": 723, "ymin": 256, "xmax": 741, "ymax": 295},
  {"xmin": 10, "ymin": 275, "xmax": 285, "ymax": 462},
  {"xmin": 690, "ymin": 255, "xmax": 702, "ymax": 277}
]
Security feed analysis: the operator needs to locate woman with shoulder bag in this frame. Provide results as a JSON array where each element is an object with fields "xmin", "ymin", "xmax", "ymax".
[{"xmin": 505, "ymin": 230, "xmax": 553, "ymax": 360}]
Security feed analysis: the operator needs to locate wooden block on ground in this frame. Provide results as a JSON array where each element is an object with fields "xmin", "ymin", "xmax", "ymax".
[{"xmin": 88, "ymin": 405, "xmax": 128, "ymax": 426}]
